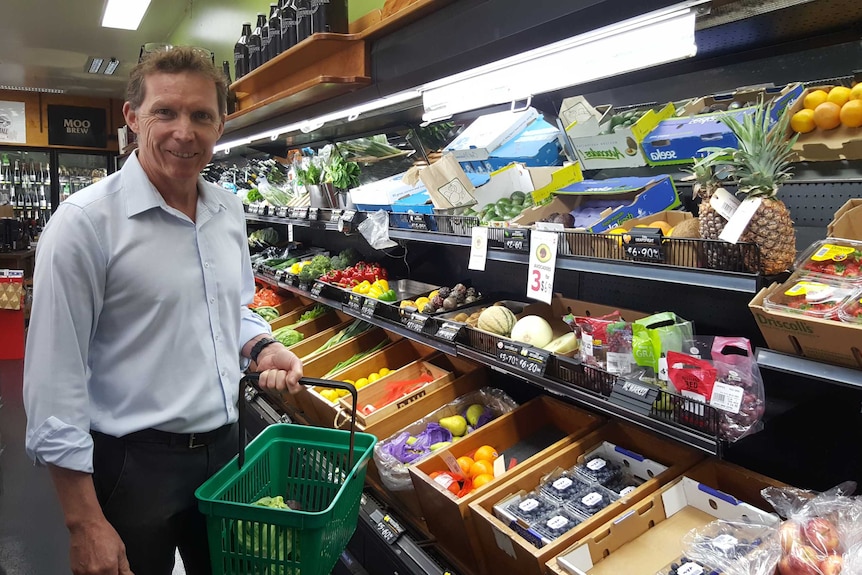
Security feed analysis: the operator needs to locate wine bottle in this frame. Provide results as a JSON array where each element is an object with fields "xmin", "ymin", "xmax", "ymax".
[
  {"xmin": 221, "ymin": 61, "xmax": 237, "ymax": 115},
  {"xmin": 294, "ymin": 0, "xmax": 312, "ymax": 44},
  {"xmin": 267, "ymin": 3, "xmax": 282, "ymax": 60},
  {"xmin": 234, "ymin": 23, "xmax": 252, "ymax": 80},
  {"xmin": 279, "ymin": 0, "xmax": 298, "ymax": 52},
  {"xmin": 311, "ymin": 0, "xmax": 348, "ymax": 35},
  {"xmin": 260, "ymin": 12, "xmax": 272, "ymax": 65},
  {"xmin": 248, "ymin": 14, "xmax": 266, "ymax": 71}
]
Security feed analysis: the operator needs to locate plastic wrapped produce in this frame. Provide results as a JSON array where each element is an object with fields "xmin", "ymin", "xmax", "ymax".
[
  {"xmin": 680, "ymin": 520, "xmax": 776, "ymax": 575},
  {"xmin": 539, "ymin": 469, "xmax": 591, "ymax": 504},
  {"xmin": 655, "ymin": 556, "xmax": 720, "ymax": 575},
  {"xmin": 564, "ymin": 486, "xmax": 617, "ymax": 519},
  {"xmin": 795, "ymin": 238, "xmax": 862, "ymax": 283},
  {"xmin": 573, "ymin": 454, "xmax": 623, "ymax": 486},
  {"xmin": 764, "ymin": 277, "xmax": 859, "ymax": 320},
  {"xmin": 373, "ymin": 387, "xmax": 518, "ymax": 491},
  {"xmin": 530, "ymin": 508, "xmax": 583, "ymax": 546}
]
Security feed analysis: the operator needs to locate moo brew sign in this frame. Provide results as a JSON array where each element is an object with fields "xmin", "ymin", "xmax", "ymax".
[{"xmin": 47, "ymin": 105, "xmax": 107, "ymax": 148}]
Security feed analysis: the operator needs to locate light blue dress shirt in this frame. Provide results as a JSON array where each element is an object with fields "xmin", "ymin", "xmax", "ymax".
[{"xmin": 24, "ymin": 152, "xmax": 271, "ymax": 473}]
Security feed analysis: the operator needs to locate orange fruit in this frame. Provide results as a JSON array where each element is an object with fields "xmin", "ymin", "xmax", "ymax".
[
  {"xmin": 469, "ymin": 459, "xmax": 495, "ymax": 478},
  {"xmin": 813, "ymin": 102, "xmax": 842, "ymax": 130},
  {"xmin": 456, "ymin": 456, "xmax": 475, "ymax": 476},
  {"xmin": 472, "ymin": 473, "xmax": 495, "ymax": 489},
  {"xmin": 827, "ymin": 86, "xmax": 852, "ymax": 107},
  {"xmin": 790, "ymin": 109, "xmax": 816, "ymax": 134},
  {"xmin": 840, "ymin": 99, "xmax": 862, "ymax": 128},
  {"xmin": 473, "ymin": 445, "xmax": 499, "ymax": 462},
  {"xmin": 647, "ymin": 221, "xmax": 673, "ymax": 235},
  {"xmin": 431, "ymin": 471, "xmax": 460, "ymax": 494},
  {"xmin": 803, "ymin": 89, "xmax": 828, "ymax": 110},
  {"xmin": 851, "ymin": 84, "xmax": 862, "ymax": 101}
]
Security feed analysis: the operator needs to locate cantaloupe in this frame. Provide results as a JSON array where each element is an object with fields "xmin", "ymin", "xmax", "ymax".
[{"xmin": 477, "ymin": 306, "xmax": 517, "ymax": 336}]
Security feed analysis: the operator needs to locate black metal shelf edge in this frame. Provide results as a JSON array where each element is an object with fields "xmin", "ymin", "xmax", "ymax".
[
  {"xmin": 756, "ymin": 348, "xmax": 862, "ymax": 390},
  {"xmin": 387, "ymin": 228, "xmax": 473, "ymax": 246},
  {"xmin": 456, "ymin": 346, "xmax": 722, "ymax": 456},
  {"xmin": 246, "ymin": 213, "xmax": 342, "ymax": 231}
]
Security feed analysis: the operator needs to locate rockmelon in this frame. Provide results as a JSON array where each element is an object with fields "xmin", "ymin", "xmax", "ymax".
[{"xmin": 477, "ymin": 306, "xmax": 517, "ymax": 336}]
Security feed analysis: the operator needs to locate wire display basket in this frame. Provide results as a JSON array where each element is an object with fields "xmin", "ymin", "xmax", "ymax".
[{"xmin": 196, "ymin": 376, "xmax": 376, "ymax": 575}]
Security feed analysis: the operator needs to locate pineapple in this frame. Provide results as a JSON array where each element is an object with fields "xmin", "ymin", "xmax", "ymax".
[
  {"xmin": 688, "ymin": 150, "xmax": 734, "ymax": 269},
  {"xmin": 720, "ymin": 101, "xmax": 798, "ymax": 275}
]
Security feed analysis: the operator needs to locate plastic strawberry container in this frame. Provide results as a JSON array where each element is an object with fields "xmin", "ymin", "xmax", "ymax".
[
  {"xmin": 764, "ymin": 278, "xmax": 859, "ymax": 320},
  {"xmin": 838, "ymin": 294, "xmax": 862, "ymax": 324},
  {"xmin": 795, "ymin": 238, "xmax": 862, "ymax": 283}
]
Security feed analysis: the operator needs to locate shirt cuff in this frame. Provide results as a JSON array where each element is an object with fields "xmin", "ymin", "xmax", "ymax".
[{"xmin": 26, "ymin": 416, "xmax": 95, "ymax": 473}]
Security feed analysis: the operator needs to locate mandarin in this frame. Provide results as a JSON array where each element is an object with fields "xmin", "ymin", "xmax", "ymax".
[
  {"xmin": 469, "ymin": 459, "xmax": 495, "ymax": 478},
  {"xmin": 456, "ymin": 456, "xmax": 475, "ymax": 476},
  {"xmin": 813, "ymin": 102, "xmax": 842, "ymax": 130},
  {"xmin": 473, "ymin": 444, "xmax": 499, "ymax": 462},
  {"xmin": 840, "ymin": 99, "xmax": 862, "ymax": 128},
  {"xmin": 472, "ymin": 473, "xmax": 495, "ymax": 489}
]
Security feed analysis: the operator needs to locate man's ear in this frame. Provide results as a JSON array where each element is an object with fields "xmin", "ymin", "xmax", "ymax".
[
  {"xmin": 217, "ymin": 113, "xmax": 226, "ymax": 138},
  {"xmin": 122, "ymin": 102, "xmax": 139, "ymax": 134}
]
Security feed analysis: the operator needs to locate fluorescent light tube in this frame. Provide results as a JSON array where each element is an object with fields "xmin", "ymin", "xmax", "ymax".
[
  {"xmin": 104, "ymin": 59, "xmax": 120, "ymax": 75},
  {"xmin": 421, "ymin": 2, "xmax": 703, "ymax": 122},
  {"xmin": 102, "ymin": 0, "xmax": 152, "ymax": 30},
  {"xmin": 87, "ymin": 58, "xmax": 104, "ymax": 74}
]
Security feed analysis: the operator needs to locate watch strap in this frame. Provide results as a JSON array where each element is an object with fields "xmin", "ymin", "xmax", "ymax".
[{"xmin": 250, "ymin": 337, "xmax": 279, "ymax": 364}]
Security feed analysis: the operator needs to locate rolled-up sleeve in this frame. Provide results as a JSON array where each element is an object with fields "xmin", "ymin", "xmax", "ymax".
[
  {"xmin": 238, "ymin": 234, "xmax": 271, "ymax": 369},
  {"xmin": 24, "ymin": 204, "xmax": 106, "ymax": 472}
]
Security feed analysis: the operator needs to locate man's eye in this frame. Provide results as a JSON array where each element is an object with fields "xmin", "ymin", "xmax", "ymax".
[
  {"xmin": 154, "ymin": 109, "xmax": 173, "ymax": 118},
  {"xmin": 194, "ymin": 112, "xmax": 214, "ymax": 121}
]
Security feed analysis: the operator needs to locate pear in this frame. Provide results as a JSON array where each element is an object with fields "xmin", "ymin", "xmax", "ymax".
[
  {"xmin": 429, "ymin": 441, "xmax": 452, "ymax": 451},
  {"xmin": 438, "ymin": 415, "xmax": 467, "ymax": 437},
  {"xmin": 466, "ymin": 404, "xmax": 485, "ymax": 427},
  {"xmin": 405, "ymin": 436, "xmax": 418, "ymax": 446}
]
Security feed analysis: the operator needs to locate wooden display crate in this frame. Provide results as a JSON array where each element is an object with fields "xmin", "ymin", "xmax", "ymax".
[
  {"xmin": 467, "ymin": 422, "xmax": 704, "ymax": 575},
  {"xmin": 273, "ymin": 308, "xmax": 349, "ymax": 339},
  {"xmin": 285, "ymin": 319, "xmax": 355, "ymax": 360},
  {"xmin": 272, "ymin": 295, "xmax": 310, "ymax": 316},
  {"xmin": 546, "ymin": 459, "xmax": 787, "ymax": 575},
  {"xmin": 338, "ymin": 359, "xmax": 455, "ymax": 428},
  {"xmin": 269, "ymin": 302, "xmax": 332, "ymax": 330},
  {"xmin": 409, "ymin": 397, "xmax": 605, "ymax": 574}
]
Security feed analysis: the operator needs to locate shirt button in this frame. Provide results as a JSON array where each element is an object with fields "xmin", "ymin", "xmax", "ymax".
[
  {"xmin": 210, "ymin": 297, "xmax": 215, "ymax": 303},
  {"xmin": 221, "ymin": 369, "xmax": 226, "ymax": 377},
  {"xmin": 204, "ymin": 262, "xmax": 210, "ymax": 268}
]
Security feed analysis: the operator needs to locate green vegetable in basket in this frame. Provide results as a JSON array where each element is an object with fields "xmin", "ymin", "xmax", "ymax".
[
  {"xmin": 272, "ymin": 326, "xmax": 304, "ymax": 347},
  {"xmin": 253, "ymin": 306, "xmax": 281, "ymax": 322},
  {"xmin": 303, "ymin": 320, "xmax": 374, "ymax": 360},
  {"xmin": 234, "ymin": 496, "xmax": 294, "ymax": 568}
]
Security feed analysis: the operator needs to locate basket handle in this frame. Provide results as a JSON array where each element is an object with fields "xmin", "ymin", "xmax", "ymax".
[{"xmin": 238, "ymin": 373, "xmax": 358, "ymax": 472}]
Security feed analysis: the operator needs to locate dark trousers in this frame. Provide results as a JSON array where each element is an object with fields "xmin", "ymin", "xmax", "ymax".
[{"xmin": 91, "ymin": 424, "xmax": 237, "ymax": 575}]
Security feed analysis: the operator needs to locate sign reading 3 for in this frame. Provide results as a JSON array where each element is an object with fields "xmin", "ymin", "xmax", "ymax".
[{"xmin": 47, "ymin": 105, "xmax": 107, "ymax": 148}]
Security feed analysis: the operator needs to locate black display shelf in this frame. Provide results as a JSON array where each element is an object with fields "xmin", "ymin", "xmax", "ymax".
[{"xmin": 756, "ymin": 348, "xmax": 862, "ymax": 391}]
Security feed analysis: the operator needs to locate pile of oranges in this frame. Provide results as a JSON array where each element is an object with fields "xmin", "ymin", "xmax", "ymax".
[
  {"xmin": 791, "ymin": 85, "xmax": 862, "ymax": 133},
  {"xmin": 428, "ymin": 444, "xmax": 500, "ymax": 498}
]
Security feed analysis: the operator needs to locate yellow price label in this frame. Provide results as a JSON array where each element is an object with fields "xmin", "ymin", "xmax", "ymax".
[
  {"xmin": 811, "ymin": 244, "xmax": 855, "ymax": 262},
  {"xmin": 784, "ymin": 281, "xmax": 828, "ymax": 297}
]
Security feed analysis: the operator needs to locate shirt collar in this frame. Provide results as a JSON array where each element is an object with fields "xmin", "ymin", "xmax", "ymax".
[{"xmin": 122, "ymin": 151, "xmax": 226, "ymax": 218}]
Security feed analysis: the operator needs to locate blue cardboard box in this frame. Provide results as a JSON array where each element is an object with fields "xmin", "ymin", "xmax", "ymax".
[
  {"xmin": 349, "ymin": 171, "xmax": 426, "ymax": 211},
  {"xmin": 459, "ymin": 118, "xmax": 565, "ymax": 174},
  {"xmin": 390, "ymin": 190, "xmax": 436, "ymax": 215}
]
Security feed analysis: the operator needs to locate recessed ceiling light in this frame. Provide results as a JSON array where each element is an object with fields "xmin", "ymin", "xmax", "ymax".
[
  {"xmin": 102, "ymin": 0, "xmax": 152, "ymax": 30},
  {"xmin": 104, "ymin": 58, "xmax": 120, "ymax": 75},
  {"xmin": 87, "ymin": 57, "xmax": 105, "ymax": 74},
  {"xmin": 0, "ymin": 85, "xmax": 66, "ymax": 94}
]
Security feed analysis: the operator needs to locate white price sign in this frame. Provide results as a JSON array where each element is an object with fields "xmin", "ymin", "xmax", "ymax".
[
  {"xmin": 468, "ymin": 226, "xmax": 489, "ymax": 271},
  {"xmin": 526, "ymin": 230, "xmax": 558, "ymax": 303}
]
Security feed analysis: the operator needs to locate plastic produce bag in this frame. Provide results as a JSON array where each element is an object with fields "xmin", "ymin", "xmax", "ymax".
[
  {"xmin": 564, "ymin": 310, "xmax": 621, "ymax": 370},
  {"xmin": 632, "ymin": 312, "xmax": 694, "ymax": 385},
  {"xmin": 256, "ymin": 175, "xmax": 293, "ymax": 207},
  {"xmin": 357, "ymin": 209, "xmax": 397, "ymax": 250},
  {"xmin": 679, "ymin": 520, "xmax": 780, "ymax": 575},
  {"xmin": 373, "ymin": 387, "xmax": 518, "ymax": 492},
  {"xmin": 760, "ymin": 482, "xmax": 862, "ymax": 575}
]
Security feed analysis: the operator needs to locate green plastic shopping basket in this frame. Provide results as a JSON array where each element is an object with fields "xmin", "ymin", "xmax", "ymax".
[{"xmin": 196, "ymin": 375, "xmax": 376, "ymax": 575}]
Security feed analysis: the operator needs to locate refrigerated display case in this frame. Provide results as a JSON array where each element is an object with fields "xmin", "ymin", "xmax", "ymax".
[
  {"xmin": 0, "ymin": 148, "xmax": 52, "ymax": 243},
  {"xmin": 56, "ymin": 152, "xmax": 109, "ymax": 203}
]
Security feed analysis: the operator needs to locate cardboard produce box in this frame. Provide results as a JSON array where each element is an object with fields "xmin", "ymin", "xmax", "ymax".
[
  {"xmin": 785, "ymin": 85, "xmax": 862, "ymax": 162},
  {"xmin": 827, "ymin": 198, "xmax": 862, "ymax": 238},
  {"xmin": 546, "ymin": 459, "xmax": 784, "ymax": 575},
  {"xmin": 409, "ymin": 396, "xmax": 605, "ymax": 574},
  {"xmin": 458, "ymin": 117, "xmax": 564, "ymax": 174},
  {"xmin": 467, "ymin": 422, "xmax": 704, "ymax": 575}
]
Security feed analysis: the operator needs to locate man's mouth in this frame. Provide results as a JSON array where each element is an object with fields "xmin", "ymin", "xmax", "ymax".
[{"xmin": 167, "ymin": 150, "xmax": 196, "ymax": 159}]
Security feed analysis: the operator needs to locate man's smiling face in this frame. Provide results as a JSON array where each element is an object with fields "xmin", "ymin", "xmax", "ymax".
[{"xmin": 123, "ymin": 71, "xmax": 224, "ymax": 193}]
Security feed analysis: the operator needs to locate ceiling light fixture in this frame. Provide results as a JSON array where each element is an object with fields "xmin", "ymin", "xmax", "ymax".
[
  {"xmin": 104, "ymin": 58, "xmax": 120, "ymax": 75},
  {"xmin": 420, "ymin": 1, "xmax": 705, "ymax": 122},
  {"xmin": 87, "ymin": 57, "xmax": 105, "ymax": 74},
  {"xmin": 102, "ymin": 0, "xmax": 152, "ymax": 30},
  {"xmin": 0, "ymin": 85, "xmax": 66, "ymax": 94}
]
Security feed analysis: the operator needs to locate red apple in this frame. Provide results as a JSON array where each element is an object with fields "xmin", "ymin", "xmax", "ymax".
[
  {"xmin": 805, "ymin": 517, "xmax": 841, "ymax": 554},
  {"xmin": 780, "ymin": 520, "xmax": 805, "ymax": 554},
  {"xmin": 786, "ymin": 544, "xmax": 824, "ymax": 575},
  {"xmin": 777, "ymin": 555, "xmax": 794, "ymax": 575},
  {"xmin": 820, "ymin": 554, "xmax": 844, "ymax": 575}
]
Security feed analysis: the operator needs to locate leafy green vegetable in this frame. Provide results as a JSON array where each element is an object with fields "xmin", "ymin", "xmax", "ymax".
[
  {"xmin": 330, "ymin": 248, "xmax": 359, "ymax": 271},
  {"xmin": 234, "ymin": 496, "xmax": 295, "ymax": 569},
  {"xmin": 253, "ymin": 306, "xmax": 281, "ymax": 322},
  {"xmin": 323, "ymin": 338, "xmax": 389, "ymax": 378},
  {"xmin": 272, "ymin": 327, "xmax": 304, "ymax": 347},
  {"xmin": 298, "ymin": 305, "xmax": 327, "ymax": 322},
  {"xmin": 304, "ymin": 320, "xmax": 374, "ymax": 360},
  {"xmin": 323, "ymin": 153, "xmax": 361, "ymax": 190},
  {"xmin": 246, "ymin": 188, "xmax": 263, "ymax": 203}
]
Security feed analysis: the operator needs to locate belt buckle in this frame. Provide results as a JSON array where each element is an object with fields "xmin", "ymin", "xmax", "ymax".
[{"xmin": 188, "ymin": 433, "xmax": 204, "ymax": 449}]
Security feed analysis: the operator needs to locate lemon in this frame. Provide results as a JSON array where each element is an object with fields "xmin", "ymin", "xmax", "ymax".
[
  {"xmin": 320, "ymin": 389, "xmax": 339, "ymax": 402},
  {"xmin": 342, "ymin": 379, "xmax": 355, "ymax": 385},
  {"xmin": 337, "ymin": 389, "xmax": 350, "ymax": 397},
  {"xmin": 791, "ymin": 109, "xmax": 816, "ymax": 134},
  {"xmin": 355, "ymin": 377, "xmax": 369, "ymax": 389},
  {"xmin": 368, "ymin": 373, "xmax": 380, "ymax": 383},
  {"xmin": 378, "ymin": 368, "xmax": 391, "ymax": 376},
  {"xmin": 827, "ymin": 86, "xmax": 852, "ymax": 107},
  {"xmin": 851, "ymin": 83, "xmax": 862, "ymax": 101},
  {"xmin": 803, "ymin": 89, "xmax": 829, "ymax": 110}
]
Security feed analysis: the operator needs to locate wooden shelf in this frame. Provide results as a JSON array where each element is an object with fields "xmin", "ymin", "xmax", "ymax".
[{"xmin": 355, "ymin": 0, "xmax": 457, "ymax": 40}]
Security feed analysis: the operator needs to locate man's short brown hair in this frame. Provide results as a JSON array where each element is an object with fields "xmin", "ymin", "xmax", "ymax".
[{"xmin": 126, "ymin": 47, "xmax": 227, "ymax": 116}]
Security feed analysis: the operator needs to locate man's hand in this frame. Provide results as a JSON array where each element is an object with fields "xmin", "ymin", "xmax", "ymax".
[
  {"xmin": 69, "ymin": 518, "xmax": 133, "ymax": 575},
  {"xmin": 255, "ymin": 343, "xmax": 304, "ymax": 394}
]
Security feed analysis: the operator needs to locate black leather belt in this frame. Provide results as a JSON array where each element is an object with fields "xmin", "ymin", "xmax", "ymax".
[{"xmin": 117, "ymin": 423, "xmax": 234, "ymax": 449}]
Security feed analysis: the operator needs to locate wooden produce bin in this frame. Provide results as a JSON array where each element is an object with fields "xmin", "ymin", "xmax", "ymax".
[
  {"xmin": 272, "ymin": 296, "xmax": 309, "ymax": 315},
  {"xmin": 467, "ymin": 422, "xmax": 704, "ymax": 575},
  {"xmin": 409, "ymin": 397, "xmax": 604, "ymax": 575},
  {"xmin": 269, "ymin": 302, "xmax": 334, "ymax": 330},
  {"xmin": 546, "ymin": 458, "xmax": 786, "ymax": 575},
  {"xmin": 286, "ymin": 319, "xmax": 355, "ymax": 360}
]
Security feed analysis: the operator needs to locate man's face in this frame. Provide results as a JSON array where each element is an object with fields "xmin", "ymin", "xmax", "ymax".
[{"xmin": 123, "ymin": 71, "xmax": 224, "ymax": 191}]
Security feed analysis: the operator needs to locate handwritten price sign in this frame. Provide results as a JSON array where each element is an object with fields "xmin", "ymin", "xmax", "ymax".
[{"xmin": 526, "ymin": 230, "xmax": 558, "ymax": 304}]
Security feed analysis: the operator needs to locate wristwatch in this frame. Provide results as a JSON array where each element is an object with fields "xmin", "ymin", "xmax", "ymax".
[{"xmin": 250, "ymin": 337, "xmax": 279, "ymax": 364}]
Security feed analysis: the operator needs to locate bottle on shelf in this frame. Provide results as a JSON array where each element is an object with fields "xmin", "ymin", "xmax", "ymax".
[
  {"xmin": 294, "ymin": 0, "xmax": 312, "ymax": 44},
  {"xmin": 279, "ymin": 0, "xmax": 298, "ymax": 53},
  {"xmin": 267, "ymin": 3, "xmax": 282, "ymax": 60},
  {"xmin": 0, "ymin": 154, "xmax": 10, "ymax": 186},
  {"xmin": 248, "ymin": 14, "xmax": 266, "ymax": 71},
  {"xmin": 13, "ymin": 160, "xmax": 21, "ymax": 187},
  {"xmin": 234, "ymin": 22, "xmax": 252, "ymax": 80},
  {"xmin": 311, "ymin": 0, "xmax": 348, "ymax": 35},
  {"xmin": 221, "ymin": 61, "xmax": 237, "ymax": 115},
  {"xmin": 260, "ymin": 11, "xmax": 273, "ymax": 65}
]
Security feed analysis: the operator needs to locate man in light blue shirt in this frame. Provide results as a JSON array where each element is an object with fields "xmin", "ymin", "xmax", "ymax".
[{"xmin": 24, "ymin": 47, "xmax": 302, "ymax": 575}]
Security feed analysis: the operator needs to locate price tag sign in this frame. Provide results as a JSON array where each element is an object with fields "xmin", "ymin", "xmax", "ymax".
[
  {"xmin": 274, "ymin": 270, "xmax": 286, "ymax": 282},
  {"xmin": 496, "ymin": 340, "xmax": 550, "ymax": 376},
  {"xmin": 275, "ymin": 206, "xmax": 289, "ymax": 218},
  {"xmin": 373, "ymin": 515, "xmax": 404, "ymax": 545},
  {"xmin": 609, "ymin": 379, "xmax": 661, "ymax": 415},
  {"xmin": 468, "ymin": 226, "xmax": 489, "ymax": 271},
  {"xmin": 622, "ymin": 228, "xmax": 664, "ymax": 263},
  {"xmin": 329, "ymin": 209, "xmax": 343, "ymax": 223},
  {"xmin": 308, "ymin": 207, "xmax": 319, "ymax": 221},
  {"xmin": 405, "ymin": 312, "xmax": 429, "ymax": 334},
  {"xmin": 297, "ymin": 280, "xmax": 310, "ymax": 292},
  {"xmin": 408, "ymin": 214, "xmax": 429, "ymax": 231},
  {"xmin": 346, "ymin": 293, "xmax": 364, "ymax": 314},
  {"xmin": 361, "ymin": 297, "xmax": 378, "ymax": 319},
  {"xmin": 504, "ymin": 229, "xmax": 529, "ymax": 251},
  {"xmin": 290, "ymin": 207, "xmax": 309, "ymax": 220},
  {"xmin": 341, "ymin": 210, "xmax": 356, "ymax": 223},
  {"xmin": 435, "ymin": 321, "xmax": 462, "ymax": 342},
  {"xmin": 526, "ymin": 230, "xmax": 558, "ymax": 304},
  {"xmin": 310, "ymin": 281, "xmax": 324, "ymax": 298}
]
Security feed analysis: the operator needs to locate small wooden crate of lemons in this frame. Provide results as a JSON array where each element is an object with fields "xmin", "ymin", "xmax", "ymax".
[{"xmin": 318, "ymin": 367, "xmax": 393, "ymax": 402}]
